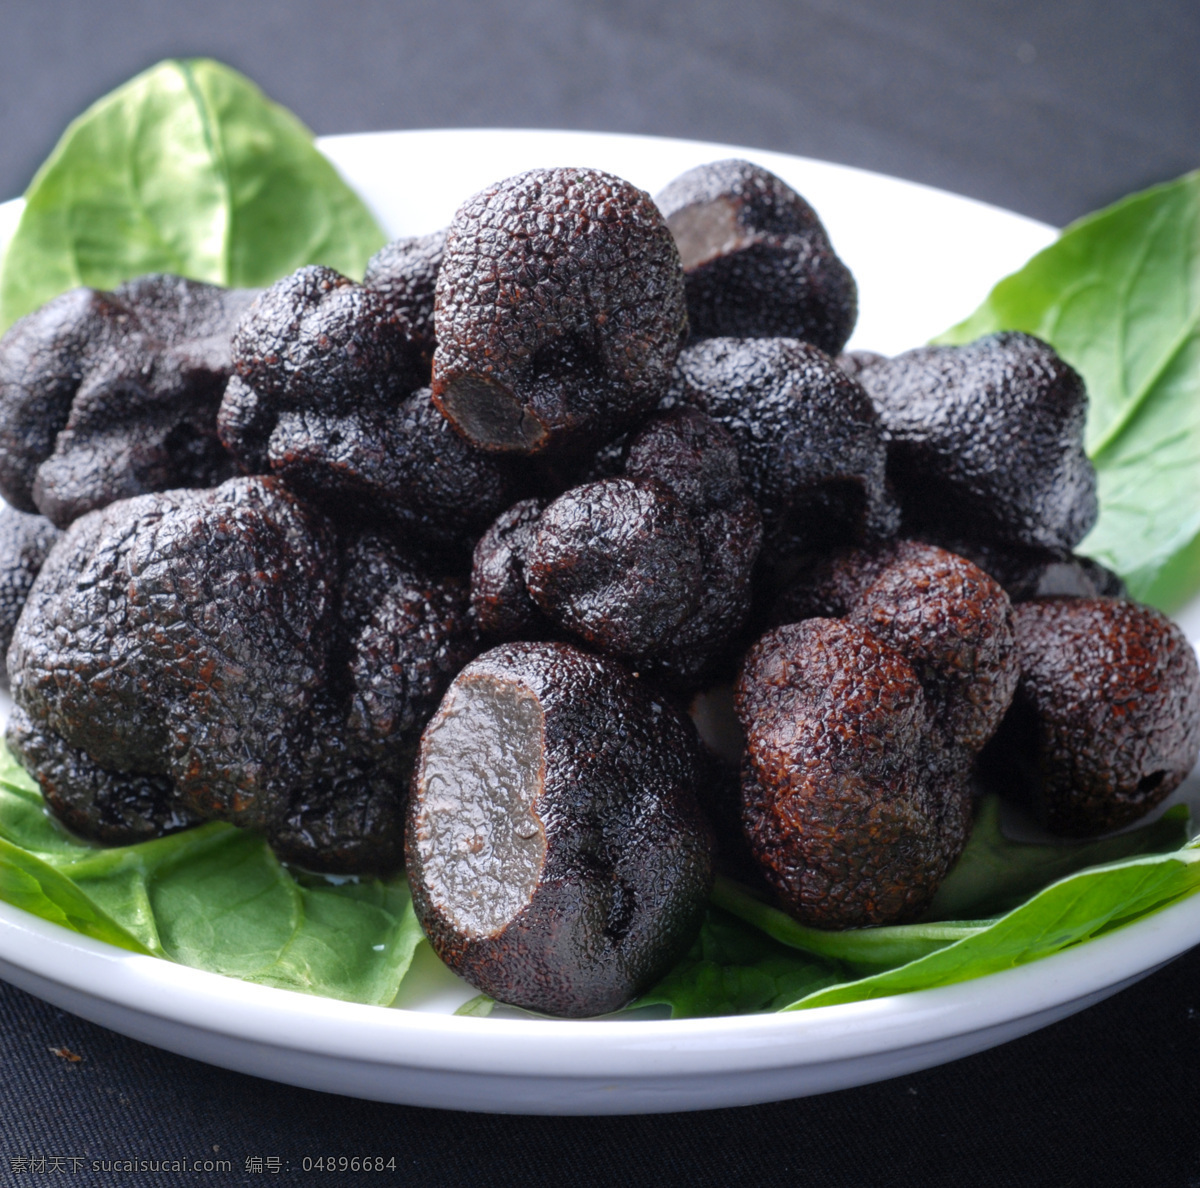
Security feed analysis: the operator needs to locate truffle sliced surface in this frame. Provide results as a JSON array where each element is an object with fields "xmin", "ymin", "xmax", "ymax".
[{"xmin": 407, "ymin": 642, "xmax": 712, "ymax": 1017}]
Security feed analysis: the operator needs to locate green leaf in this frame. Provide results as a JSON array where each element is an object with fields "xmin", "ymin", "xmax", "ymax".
[
  {"xmin": 926, "ymin": 796, "xmax": 1190, "ymax": 920},
  {"xmin": 784, "ymin": 845, "xmax": 1200, "ymax": 1010},
  {"xmin": 935, "ymin": 172, "xmax": 1200, "ymax": 599},
  {"xmin": 0, "ymin": 743, "xmax": 421, "ymax": 1004},
  {"xmin": 635, "ymin": 907, "xmax": 842, "ymax": 1018},
  {"xmin": 0, "ymin": 835, "xmax": 151, "ymax": 954},
  {"xmin": 0, "ymin": 58, "xmax": 386, "ymax": 330},
  {"xmin": 712, "ymin": 876, "xmax": 989, "ymax": 972}
]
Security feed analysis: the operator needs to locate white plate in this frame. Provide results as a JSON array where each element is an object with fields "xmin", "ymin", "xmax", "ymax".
[{"xmin": 1, "ymin": 128, "xmax": 1197, "ymax": 1115}]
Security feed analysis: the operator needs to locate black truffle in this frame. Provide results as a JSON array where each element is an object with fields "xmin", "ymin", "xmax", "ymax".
[
  {"xmin": 980, "ymin": 597, "xmax": 1200, "ymax": 836},
  {"xmin": 406, "ymin": 641, "xmax": 713, "ymax": 1017},
  {"xmin": 0, "ymin": 505, "xmax": 61, "ymax": 684},
  {"xmin": 656, "ymin": 159, "xmax": 857, "ymax": 354},
  {"xmin": 5, "ymin": 479, "xmax": 478, "ymax": 872},
  {"xmin": 775, "ymin": 540, "xmax": 1019, "ymax": 758},
  {"xmin": 432, "ymin": 168, "xmax": 688, "ymax": 455},
  {"xmin": 222, "ymin": 266, "xmax": 510, "ymax": 550},
  {"xmin": 363, "ymin": 228, "xmax": 446, "ymax": 374},
  {"xmin": 0, "ymin": 275, "xmax": 256, "ymax": 526},
  {"xmin": 736, "ymin": 619, "xmax": 963, "ymax": 928},
  {"xmin": 670, "ymin": 336, "xmax": 897, "ymax": 557},
  {"xmin": 856, "ymin": 333, "xmax": 1098, "ymax": 551},
  {"xmin": 517, "ymin": 408, "xmax": 762, "ymax": 687}
]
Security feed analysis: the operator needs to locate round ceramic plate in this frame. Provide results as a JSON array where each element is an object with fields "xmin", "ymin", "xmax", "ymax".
[{"xmin": 1, "ymin": 128, "xmax": 1198, "ymax": 1116}]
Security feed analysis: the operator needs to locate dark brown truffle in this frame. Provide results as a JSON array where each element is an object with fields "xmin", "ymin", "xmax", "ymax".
[
  {"xmin": 362, "ymin": 228, "xmax": 446, "ymax": 374},
  {"xmin": 406, "ymin": 641, "xmax": 713, "ymax": 1017},
  {"xmin": 0, "ymin": 505, "xmax": 61, "ymax": 685},
  {"xmin": 856, "ymin": 333, "xmax": 1098, "ymax": 551},
  {"xmin": 7, "ymin": 477, "xmax": 338, "ymax": 837},
  {"xmin": 656, "ymin": 159, "xmax": 857, "ymax": 354},
  {"xmin": 517, "ymin": 408, "xmax": 762, "ymax": 687},
  {"xmin": 917, "ymin": 535, "xmax": 1127, "ymax": 603},
  {"xmin": 432, "ymin": 167, "xmax": 687, "ymax": 455},
  {"xmin": 270, "ymin": 531, "xmax": 479, "ymax": 873},
  {"xmin": 0, "ymin": 275, "xmax": 256, "ymax": 527},
  {"xmin": 980, "ymin": 597, "xmax": 1200, "ymax": 836},
  {"xmin": 735, "ymin": 619, "xmax": 962, "ymax": 928},
  {"xmin": 470, "ymin": 497, "xmax": 552, "ymax": 641},
  {"xmin": 773, "ymin": 540, "xmax": 1019, "ymax": 759},
  {"xmin": 670, "ymin": 336, "xmax": 897, "ymax": 558},
  {"xmin": 222, "ymin": 267, "xmax": 509, "ymax": 550},
  {"xmin": 5, "ymin": 481, "xmax": 477, "ymax": 872}
]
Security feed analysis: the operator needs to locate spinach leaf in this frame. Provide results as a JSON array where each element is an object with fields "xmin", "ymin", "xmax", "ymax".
[
  {"xmin": 926, "ymin": 796, "xmax": 1190, "ymax": 920},
  {"xmin": 0, "ymin": 58, "xmax": 386, "ymax": 330},
  {"xmin": 785, "ymin": 843, "xmax": 1200, "ymax": 1010},
  {"xmin": 0, "ymin": 744, "xmax": 421, "ymax": 1004},
  {"xmin": 635, "ymin": 907, "xmax": 843, "ymax": 1019},
  {"xmin": 936, "ymin": 172, "xmax": 1200, "ymax": 599}
]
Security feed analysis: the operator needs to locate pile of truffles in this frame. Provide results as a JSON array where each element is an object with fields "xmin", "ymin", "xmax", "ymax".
[{"xmin": 0, "ymin": 158, "xmax": 1197, "ymax": 1018}]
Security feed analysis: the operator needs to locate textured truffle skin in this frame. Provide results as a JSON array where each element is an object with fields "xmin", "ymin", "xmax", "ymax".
[
  {"xmin": 856, "ymin": 333, "xmax": 1098, "ymax": 551},
  {"xmin": 735, "ymin": 620, "xmax": 958, "ymax": 928},
  {"xmin": 7, "ymin": 477, "xmax": 338, "ymax": 836},
  {"xmin": 265, "ymin": 387, "xmax": 512, "ymax": 556},
  {"xmin": 0, "ymin": 505, "xmax": 60, "ymax": 685},
  {"xmin": 222, "ymin": 267, "xmax": 509, "ymax": 549},
  {"xmin": 407, "ymin": 641, "xmax": 713, "ymax": 1017},
  {"xmin": 520, "ymin": 408, "xmax": 762, "ymax": 687},
  {"xmin": 981, "ymin": 598, "xmax": 1200, "ymax": 836},
  {"xmin": 0, "ymin": 276, "xmax": 256, "ymax": 526},
  {"xmin": 776, "ymin": 540, "xmax": 1019, "ymax": 757},
  {"xmin": 5, "ymin": 482, "xmax": 478, "ymax": 871},
  {"xmin": 918, "ymin": 535, "xmax": 1127, "ymax": 603},
  {"xmin": 671, "ymin": 337, "xmax": 897, "ymax": 558},
  {"xmin": 271, "ymin": 531, "xmax": 479, "ymax": 873},
  {"xmin": 6, "ymin": 706, "xmax": 198, "ymax": 843},
  {"xmin": 432, "ymin": 168, "xmax": 688, "ymax": 455},
  {"xmin": 656, "ymin": 159, "xmax": 857, "ymax": 355},
  {"xmin": 363, "ymin": 229, "xmax": 446, "ymax": 373},
  {"xmin": 470, "ymin": 497, "xmax": 552, "ymax": 641}
]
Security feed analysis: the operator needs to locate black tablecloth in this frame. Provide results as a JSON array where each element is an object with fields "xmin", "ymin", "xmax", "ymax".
[{"xmin": 2, "ymin": 2, "xmax": 1199, "ymax": 1183}]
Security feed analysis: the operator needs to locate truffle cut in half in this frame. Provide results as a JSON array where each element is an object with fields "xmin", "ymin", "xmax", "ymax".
[
  {"xmin": 656, "ymin": 158, "xmax": 858, "ymax": 354},
  {"xmin": 407, "ymin": 642, "xmax": 713, "ymax": 1017}
]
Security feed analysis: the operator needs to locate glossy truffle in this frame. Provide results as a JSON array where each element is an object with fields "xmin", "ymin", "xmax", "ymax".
[
  {"xmin": 0, "ymin": 505, "xmax": 61, "ymax": 685},
  {"xmin": 775, "ymin": 540, "xmax": 1019, "ymax": 757},
  {"xmin": 222, "ymin": 266, "xmax": 509, "ymax": 549},
  {"xmin": 362, "ymin": 228, "xmax": 447, "ymax": 373},
  {"xmin": 407, "ymin": 642, "xmax": 713, "ymax": 1017},
  {"xmin": 7, "ymin": 477, "xmax": 338, "ymax": 837},
  {"xmin": 432, "ymin": 168, "xmax": 688, "ymax": 455},
  {"xmin": 657, "ymin": 159, "xmax": 857, "ymax": 354},
  {"xmin": 264, "ymin": 387, "xmax": 512, "ymax": 557},
  {"xmin": 735, "ymin": 619, "xmax": 962, "ymax": 928},
  {"xmin": 470, "ymin": 497, "xmax": 552, "ymax": 641},
  {"xmin": 0, "ymin": 275, "xmax": 256, "ymax": 526},
  {"xmin": 272, "ymin": 531, "xmax": 479, "ymax": 873},
  {"xmin": 5, "ymin": 479, "xmax": 477, "ymax": 871},
  {"xmin": 980, "ymin": 598, "xmax": 1200, "ymax": 836},
  {"xmin": 856, "ymin": 333, "xmax": 1098, "ymax": 551},
  {"xmin": 670, "ymin": 337, "xmax": 897, "ymax": 557},
  {"xmin": 520, "ymin": 408, "xmax": 762, "ymax": 686}
]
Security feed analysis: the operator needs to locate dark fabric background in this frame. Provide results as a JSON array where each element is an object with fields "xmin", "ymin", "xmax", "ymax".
[{"xmin": 2, "ymin": 2, "xmax": 1200, "ymax": 1183}]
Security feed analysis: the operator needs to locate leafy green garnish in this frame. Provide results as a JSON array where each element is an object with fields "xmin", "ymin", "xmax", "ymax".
[
  {"xmin": 637, "ymin": 800, "xmax": 1197, "ymax": 1018},
  {"xmin": 936, "ymin": 172, "xmax": 1200, "ymax": 600},
  {"xmin": 0, "ymin": 745, "xmax": 421, "ymax": 1004},
  {"xmin": 0, "ymin": 58, "xmax": 386, "ymax": 330}
]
